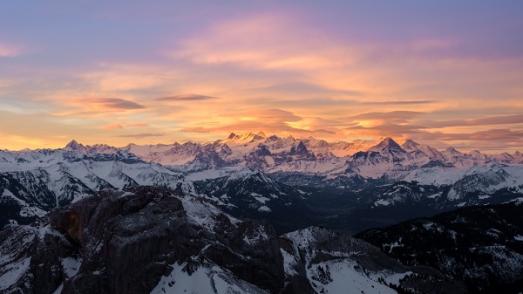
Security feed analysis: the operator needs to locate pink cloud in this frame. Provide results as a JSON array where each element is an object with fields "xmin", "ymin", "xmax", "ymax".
[
  {"xmin": 0, "ymin": 43, "xmax": 22, "ymax": 57},
  {"xmin": 171, "ymin": 13, "xmax": 355, "ymax": 71}
]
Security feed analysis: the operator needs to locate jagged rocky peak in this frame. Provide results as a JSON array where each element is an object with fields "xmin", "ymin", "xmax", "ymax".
[
  {"xmin": 254, "ymin": 144, "xmax": 271, "ymax": 156},
  {"xmin": 266, "ymin": 134, "xmax": 281, "ymax": 142},
  {"xmin": 469, "ymin": 149, "xmax": 488, "ymax": 160},
  {"xmin": 224, "ymin": 131, "xmax": 267, "ymax": 143},
  {"xmin": 290, "ymin": 141, "xmax": 308, "ymax": 154},
  {"xmin": 287, "ymin": 141, "xmax": 316, "ymax": 160},
  {"xmin": 369, "ymin": 137, "xmax": 404, "ymax": 153},
  {"xmin": 245, "ymin": 131, "xmax": 266, "ymax": 141},
  {"xmin": 227, "ymin": 132, "xmax": 240, "ymax": 140},
  {"xmin": 125, "ymin": 142, "xmax": 138, "ymax": 148},
  {"xmin": 307, "ymin": 137, "xmax": 330, "ymax": 148},
  {"xmin": 64, "ymin": 140, "xmax": 120, "ymax": 155},
  {"xmin": 64, "ymin": 139, "xmax": 86, "ymax": 151},
  {"xmin": 181, "ymin": 141, "xmax": 200, "ymax": 148},
  {"xmin": 497, "ymin": 152, "xmax": 514, "ymax": 159},
  {"xmin": 402, "ymin": 138, "xmax": 421, "ymax": 151},
  {"xmin": 443, "ymin": 147, "xmax": 465, "ymax": 161},
  {"xmin": 445, "ymin": 146, "xmax": 462, "ymax": 154},
  {"xmin": 232, "ymin": 169, "xmax": 273, "ymax": 184}
]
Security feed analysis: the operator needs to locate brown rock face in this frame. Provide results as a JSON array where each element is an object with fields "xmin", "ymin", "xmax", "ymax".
[{"xmin": 47, "ymin": 186, "xmax": 284, "ymax": 294}]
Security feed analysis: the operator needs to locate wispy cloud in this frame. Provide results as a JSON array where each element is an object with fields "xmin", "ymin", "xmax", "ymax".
[
  {"xmin": 51, "ymin": 97, "xmax": 147, "ymax": 118},
  {"xmin": 157, "ymin": 94, "xmax": 217, "ymax": 102},
  {"xmin": 172, "ymin": 13, "xmax": 356, "ymax": 72},
  {"xmin": 117, "ymin": 132, "xmax": 165, "ymax": 138},
  {"xmin": 254, "ymin": 98, "xmax": 435, "ymax": 108},
  {"xmin": 89, "ymin": 98, "xmax": 145, "ymax": 110},
  {"xmin": 420, "ymin": 114, "xmax": 523, "ymax": 129},
  {"xmin": 340, "ymin": 109, "xmax": 523, "ymax": 151},
  {"xmin": 101, "ymin": 122, "xmax": 149, "ymax": 130},
  {"xmin": 435, "ymin": 128, "xmax": 523, "ymax": 142},
  {"xmin": 347, "ymin": 111, "xmax": 423, "ymax": 123},
  {"xmin": 362, "ymin": 100, "xmax": 435, "ymax": 105},
  {"xmin": 181, "ymin": 108, "xmax": 319, "ymax": 135}
]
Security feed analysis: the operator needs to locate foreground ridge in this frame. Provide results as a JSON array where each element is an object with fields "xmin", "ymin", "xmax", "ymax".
[{"xmin": 0, "ymin": 187, "xmax": 465, "ymax": 294}]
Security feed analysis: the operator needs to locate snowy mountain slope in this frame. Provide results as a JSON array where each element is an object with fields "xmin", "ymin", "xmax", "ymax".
[
  {"xmin": 0, "ymin": 142, "xmax": 189, "ymax": 227},
  {"xmin": 343, "ymin": 138, "xmax": 523, "ymax": 198},
  {"xmin": 122, "ymin": 132, "xmax": 354, "ymax": 174},
  {"xmin": 193, "ymin": 170, "xmax": 314, "ymax": 232},
  {"xmin": 150, "ymin": 261, "xmax": 268, "ymax": 294},
  {"xmin": 279, "ymin": 227, "xmax": 465, "ymax": 294},
  {"xmin": 269, "ymin": 174, "xmax": 523, "ymax": 233}
]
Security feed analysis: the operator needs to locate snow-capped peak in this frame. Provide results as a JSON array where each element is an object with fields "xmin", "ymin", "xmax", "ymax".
[
  {"xmin": 369, "ymin": 137, "xmax": 404, "ymax": 154},
  {"xmin": 240, "ymin": 132, "xmax": 266, "ymax": 142}
]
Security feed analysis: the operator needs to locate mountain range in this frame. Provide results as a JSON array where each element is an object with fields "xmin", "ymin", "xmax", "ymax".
[
  {"xmin": 1, "ymin": 132, "xmax": 523, "ymax": 293},
  {"xmin": 1, "ymin": 132, "xmax": 522, "ymax": 230}
]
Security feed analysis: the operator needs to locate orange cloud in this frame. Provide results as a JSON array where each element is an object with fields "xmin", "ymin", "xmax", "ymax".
[
  {"xmin": 180, "ymin": 108, "xmax": 324, "ymax": 136},
  {"xmin": 80, "ymin": 63, "xmax": 175, "ymax": 92},
  {"xmin": 52, "ymin": 97, "xmax": 147, "ymax": 118},
  {"xmin": 101, "ymin": 123, "xmax": 124, "ymax": 130},
  {"xmin": 102, "ymin": 122, "xmax": 150, "ymax": 130},
  {"xmin": 157, "ymin": 94, "xmax": 217, "ymax": 102}
]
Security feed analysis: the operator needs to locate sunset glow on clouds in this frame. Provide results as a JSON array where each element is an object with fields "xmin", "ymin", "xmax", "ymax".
[
  {"xmin": 0, "ymin": 43, "xmax": 21, "ymax": 58},
  {"xmin": 0, "ymin": 1, "xmax": 522, "ymax": 151}
]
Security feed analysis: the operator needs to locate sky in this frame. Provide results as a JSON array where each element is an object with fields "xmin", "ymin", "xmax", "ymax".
[{"xmin": 1, "ymin": 1, "xmax": 522, "ymax": 152}]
